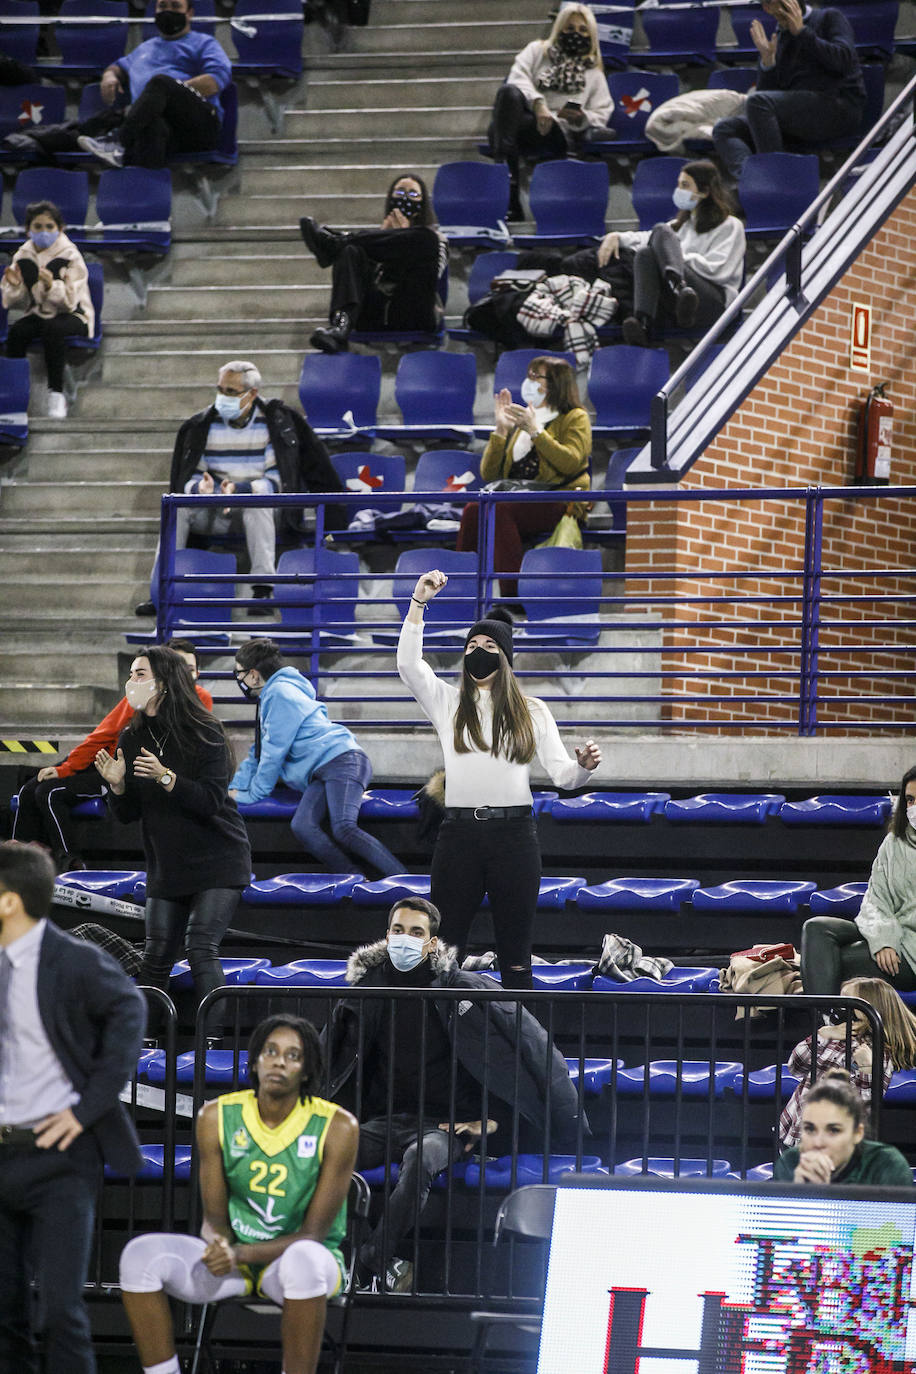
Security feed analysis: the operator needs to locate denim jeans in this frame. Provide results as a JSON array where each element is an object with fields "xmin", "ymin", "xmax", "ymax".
[
  {"xmin": 356, "ymin": 1115, "xmax": 466, "ymax": 1272},
  {"xmin": 291, "ymin": 748, "xmax": 401, "ymax": 877}
]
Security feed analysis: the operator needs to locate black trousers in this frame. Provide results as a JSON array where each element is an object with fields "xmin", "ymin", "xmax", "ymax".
[
  {"xmin": 327, "ymin": 226, "xmax": 441, "ymax": 331},
  {"xmin": 120, "ymin": 73, "xmax": 221, "ymax": 169},
  {"xmin": 632, "ymin": 222, "xmax": 726, "ymax": 328},
  {"xmin": 800, "ymin": 915, "xmax": 916, "ymax": 995},
  {"xmin": 0, "ymin": 1135, "xmax": 101, "ymax": 1374},
  {"xmin": 12, "ymin": 768, "xmax": 104, "ymax": 862},
  {"xmin": 430, "ymin": 815, "xmax": 541, "ymax": 989},
  {"xmin": 141, "ymin": 887, "xmax": 241, "ymax": 1029},
  {"xmin": 488, "ymin": 81, "xmax": 568, "ymax": 181},
  {"xmin": 6, "ymin": 312, "xmax": 88, "ymax": 391}
]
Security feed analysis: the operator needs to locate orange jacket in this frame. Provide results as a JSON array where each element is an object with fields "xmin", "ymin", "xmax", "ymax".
[{"xmin": 55, "ymin": 685, "xmax": 214, "ymax": 777}]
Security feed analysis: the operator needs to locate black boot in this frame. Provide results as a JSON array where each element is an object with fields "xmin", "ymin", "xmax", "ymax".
[
  {"xmin": 310, "ymin": 310, "xmax": 352, "ymax": 354},
  {"xmin": 673, "ymin": 282, "xmax": 699, "ymax": 327},
  {"xmin": 622, "ymin": 313, "xmax": 651, "ymax": 347},
  {"xmin": 299, "ymin": 216, "xmax": 347, "ymax": 268}
]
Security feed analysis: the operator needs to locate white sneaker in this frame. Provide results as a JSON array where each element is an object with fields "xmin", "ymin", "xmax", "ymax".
[
  {"xmin": 76, "ymin": 134, "xmax": 124, "ymax": 168},
  {"xmin": 46, "ymin": 391, "xmax": 68, "ymax": 419}
]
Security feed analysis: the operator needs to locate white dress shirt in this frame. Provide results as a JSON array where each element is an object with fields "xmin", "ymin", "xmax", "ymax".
[{"xmin": 0, "ymin": 919, "xmax": 78, "ymax": 1128}]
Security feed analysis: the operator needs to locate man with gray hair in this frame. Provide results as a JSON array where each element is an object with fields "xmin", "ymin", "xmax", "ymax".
[{"xmin": 136, "ymin": 360, "xmax": 345, "ymax": 615}]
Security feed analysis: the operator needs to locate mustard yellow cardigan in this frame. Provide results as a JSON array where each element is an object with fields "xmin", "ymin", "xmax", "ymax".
[{"xmin": 481, "ymin": 407, "xmax": 592, "ymax": 492}]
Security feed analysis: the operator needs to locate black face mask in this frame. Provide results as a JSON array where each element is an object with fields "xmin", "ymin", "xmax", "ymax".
[
  {"xmin": 235, "ymin": 675, "xmax": 258, "ymax": 699},
  {"xmin": 558, "ymin": 28, "xmax": 590, "ymax": 55},
  {"xmin": 155, "ymin": 8, "xmax": 187, "ymax": 36},
  {"xmin": 389, "ymin": 193, "xmax": 422, "ymax": 221},
  {"xmin": 465, "ymin": 646, "xmax": 500, "ymax": 681}
]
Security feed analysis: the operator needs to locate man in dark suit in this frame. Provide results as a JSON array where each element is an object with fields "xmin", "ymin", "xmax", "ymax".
[{"xmin": 0, "ymin": 842, "xmax": 147, "ymax": 1374}]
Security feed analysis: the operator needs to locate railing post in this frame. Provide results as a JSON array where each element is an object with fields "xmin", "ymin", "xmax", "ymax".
[
  {"xmin": 311, "ymin": 497, "xmax": 326, "ymax": 689},
  {"xmin": 799, "ymin": 488, "xmax": 823, "ymax": 736},
  {"xmin": 157, "ymin": 494, "xmax": 177, "ymax": 642},
  {"xmin": 479, "ymin": 492, "xmax": 495, "ymax": 614},
  {"xmin": 785, "ymin": 233, "xmax": 806, "ymax": 310},
  {"xmin": 650, "ymin": 390, "xmax": 669, "ymax": 472}
]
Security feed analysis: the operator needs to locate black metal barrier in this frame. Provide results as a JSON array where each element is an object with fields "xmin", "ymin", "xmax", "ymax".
[{"xmin": 95, "ymin": 987, "xmax": 891, "ymax": 1304}]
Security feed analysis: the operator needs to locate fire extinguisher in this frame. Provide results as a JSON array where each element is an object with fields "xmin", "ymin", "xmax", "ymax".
[{"xmin": 855, "ymin": 382, "xmax": 893, "ymax": 484}]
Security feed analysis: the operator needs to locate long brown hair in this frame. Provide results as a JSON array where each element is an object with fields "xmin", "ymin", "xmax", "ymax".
[
  {"xmin": 889, "ymin": 763, "xmax": 916, "ymax": 841},
  {"xmin": 671, "ymin": 159, "xmax": 738, "ymax": 235},
  {"xmin": 453, "ymin": 650, "xmax": 536, "ymax": 764},
  {"xmin": 128, "ymin": 645, "xmax": 233, "ymax": 766},
  {"xmin": 537, "ymin": 356, "xmax": 582, "ymax": 414},
  {"xmin": 842, "ymin": 976, "xmax": 916, "ymax": 1070}
]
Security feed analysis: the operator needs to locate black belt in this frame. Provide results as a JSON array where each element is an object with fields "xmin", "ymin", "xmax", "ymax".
[
  {"xmin": 0, "ymin": 1125, "xmax": 39, "ymax": 1149},
  {"xmin": 443, "ymin": 805, "xmax": 534, "ymax": 821}
]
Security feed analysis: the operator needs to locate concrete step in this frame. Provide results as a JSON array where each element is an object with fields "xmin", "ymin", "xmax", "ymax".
[
  {"xmin": 213, "ymin": 193, "xmax": 380, "ymax": 228},
  {"xmin": 69, "ymin": 383, "xmax": 304, "ymax": 419},
  {"xmin": 282, "ymin": 105, "xmax": 491, "ymax": 139},
  {"xmin": 101, "ymin": 321, "xmax": 313, "ymax": 350},
  {"xmin": 164, "ymin": 254, "xmax": 318, "ymax": 287},
  {"xmin": 302, "ymin": 75, "xmax": 501, "ymax": 111},
  {"xmin": 100, "ymin": 348, "xmax": 305, "ymax": 387},
  {"xmin": 0, "ymin": 548, "xmax": 153, "ymax": 579},
  {"xmin": 31, "ymin": 451, "xmax": 170, "ymax": 482},
  {"xmin": 307, "ymin": 48, "xmax": 517, "ymax": 74},
  {"xmin": 236, "ymin": 135, "xmax": 479, "ymax": 165},
  {"xmin": 345, "ymin": 19, "xmax": 544, "ymax": 53},
  {"xmin": 142, "ymin": 283, "xmax": 324, "ymax": 320},
  {"xmin": 6, "ymin": 577, "xmax": 147, "ymax": 615},
  {"xmin": 240, "ymin": 164, "xmax": 440, "ymax": 195},
  {"xmin": 0, "ymin": 481, "xmax": 163, "ymax": 517},
  {"xmin": 0, "ymin": 516, "xmax": 159, "ymax": 536},
  {"xmin": 0, "ymin": 647, "xmax": 126, "ymax": 690},
  {"xmin": 0, "ymin": 683, "xmax": 120, "ymax": 727},
  {"xmin": 371, "ymin": 0, "xmax": 526, "ymax": 24}
]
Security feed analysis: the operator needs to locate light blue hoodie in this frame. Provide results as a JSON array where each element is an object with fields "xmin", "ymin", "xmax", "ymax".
[{"xmin": 230, "ymin": 666, "xmax": 358, "ymax": 803}]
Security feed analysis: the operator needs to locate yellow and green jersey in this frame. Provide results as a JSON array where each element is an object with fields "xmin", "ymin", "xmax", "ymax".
[{"xmin": 217, "ymin": 1089, "xmax": 346, "ymax": 1291}]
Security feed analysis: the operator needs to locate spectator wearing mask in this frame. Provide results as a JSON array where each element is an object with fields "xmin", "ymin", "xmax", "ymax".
[
  {"xmin": 1, "ymin": 200, "xmax": 92, "ymax": 419},
  {"xmin": 12, "ymin": 640, "xmax": 211, "ymax": 873},
  {"xmin": 135, "ymin": 360, "xmax": 345, "ymax": 617},
  {"xmin": 299, "ymin": 174, "xmax": 448, "ymax": 354},
  {"xmin": 487, "ymin": 4, "xmax": 612, "ymax": 221},
  {"xmin": 712, "ymin": 0, "xmax": 864, "ymax": 181},
  {"xmin": 77, "ymin": 0, "xmax": 232, "ymax": 169}
]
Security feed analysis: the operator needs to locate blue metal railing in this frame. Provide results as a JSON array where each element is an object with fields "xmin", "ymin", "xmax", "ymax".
[{"xmin": 152, "ymin": 483, "xmax": 916, "ymax": 735}]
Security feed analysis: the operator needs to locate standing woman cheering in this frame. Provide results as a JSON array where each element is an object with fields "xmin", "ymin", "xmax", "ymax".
[
  {"xmin": 95, "ymin": 646, "xmax": 252, "ymax": 1029},
  {"xmin": 398, "ymin": 573, "xmax": 601, "ymax": 988}
]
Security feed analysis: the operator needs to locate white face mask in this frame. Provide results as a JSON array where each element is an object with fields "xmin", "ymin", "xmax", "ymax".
[
  {"xmin": 907, "ymin": 803, "xmax": 916, "ymax": 828},
  {"xmin": 520, "ymin": 377, "xmax": 546, "ymax": 409},
  {"xmin": 125, "ymin": 678, "xmax": 159, "ymax": 711},
  {"xmin": 673, "ymin": 186, "xmax": 699, "ymax": 211},
  {"xmin": 387, "ymin": 933, "xmax": 427, "ymax": 972}
]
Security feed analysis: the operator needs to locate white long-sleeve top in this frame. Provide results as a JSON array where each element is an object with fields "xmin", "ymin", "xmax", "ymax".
[
  {"xmin": 0, "ymin": 231, "xmax": 94, "ymax": 332},
  {"xmin": 507, "ymin": 39, "xmax": 613, "ymax": 131},
  {"xmin": 397, "ymin": 617, "xmax": 592, "ymax": 806},
  {"xmin": 619, "ymin": 214, "xmax": 746, "ymax": 304}
]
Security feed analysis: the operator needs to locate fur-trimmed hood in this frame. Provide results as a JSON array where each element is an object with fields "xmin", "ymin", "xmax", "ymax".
[{"xmin": 346, "ymin": 937, "xmax": 461, "ymax": 985}]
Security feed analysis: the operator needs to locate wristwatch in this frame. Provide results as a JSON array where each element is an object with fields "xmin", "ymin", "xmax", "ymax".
[{"xmin": 158, "ymin": 771, "xmax": 174, "ymax": 788}]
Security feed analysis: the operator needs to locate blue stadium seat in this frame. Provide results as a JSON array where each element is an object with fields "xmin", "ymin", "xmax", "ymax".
[
  {"xmin": 464, "ymin": 1153, "xmax": 604, "ymax": 1189},
  {"xmin": 330, "ymin": 451, "xmax": 406, "ymax": 496},
  {"xmin": 631, "ymin": 156, "xmax": 686, "ymax": 231},
  {"xmin": 10, "ymin": 790, "xmax": 106, "ymax": 821},
  {"xmin": 235, "ymin": 787, "xmax": 301, "ymax": 819},
  {"xmin": 594, "ymin": 70, "xmax": 680, "ymax": 154},
  {"xmin": 729, "ymin": 1064, "xmax": 801, "ymax": 1100},
  {"xmin": 779, "ymin": 794, "xmax": 892, "ymax": 826},
  {"xmin": 146, "ymin": 1051, "xmax": 249, "ymax": 1086},
  {"xmin": 449, "ymin": 250, "xmax": 519, "ymax": 342},
  {"xmin": 614, "ymin": 1156, "xmax": 731, "ymax": 1177},
  {"xmin": 593, "ymin": 966, "xmax": 715, "ymax": 994},
  {"xmin": 517, "ymin": 547, "xmax": 603, "ymax": 644},
  {"xmin": 483, "ymin": 877, "xmax": 585, "ymax": 910},
  {"xmin": 0, "ymin": 0, "xmax": 40, "ymax": 66},
  {"xmin": 665, "ymin": 792, "xmax": 786, "ymax": 823},
  {"xmin": 0, "ymin": 358, "xmax": 30, "ymax": 447},
  {"xmin": 273, "ymin": 546, "xmax": 360, "ymax": 640},
  {"xmin": 254, "ymin": 960, "xmax": 349, "ymax": 987},
  {"xmin": 91, "ymin": 167, "xmax": 171, "ymax": 254},
  {"xmin": 380, "ymin": 351, "xmax": 477, "ymax": 441},
  {"xmin": 587, "ymin": 345, "xmax": 670, "ymax": 436},
  {"xmin": 576, "ymin": 876, "xmax": 700, "ymax": 912},
  {"xmin": 512, "ymin": 159, "xmax": 609, "ymax": 245},
  {"xmin": 431, "ymin": 1160, "xmax": 469, "ymax": 1190},
  {"xmin": 52, "ymin": 0, "xmax": 128, "ymax": 78},
  {"xmin": 885, "ymin": 1070, "xmax": 916, "ymax": 1104},
  {"xmin": 243, "ymin": 873, "xmax": 363, "ymax": 904},
  {"xmin": 551, "ymin": 791, "xmax": 670, "ymax": 822},
  {"xmin": 808, "ymin": 882, "xmax": 868, "ymax": 918},
  {"xmin": 298, "ymin": 353, "xmax": 381, "ymax": 438},
  {"xmin": 565, "ymin": 1057, "xmax": 622, "ymax": 1092},
  {"xmin": 388, "ymin": 548, "xmax": 477, "ymax": 635},
  {"xmin": 412, "ymin": 449, "xmax": 481, "ymax": 495},
  {"xmin": 638, "ymin": 3, "xmax": 719, "ymax": 63},
  {"xmin": 52, "ymin": 868, "xmax": 146, "ymax": 900},
  {"xmin": 591, "ymin": 0, "xmax": 637, "ymax": 70},
  {"xmin": 70, "ymin": 261, "xmax": 104, "ymax": 351},
  {"xmin": 169, "ymin": 958, "xmax": 269, "ymax": 990},
  {"xmin": 743, "ymin": 1163, "xmax": 774, "ymax": 1180},
  {"xmin": 351, "ymin": 875, "xmax": 432, "ymax": 906},
  {"xmin": 691, "ymin": 879, "xmax": 818, "ymax": 913},
  {"xmin": 432, "ymin": 161, "xmax": 511, "ymax": 244},
  {"xmin": 151, "ymin": 549, "xmax": 237, "ymax": 627},
  {"xmin": 492, "ymin": 348, "xmax": 576, "ymax": 405},
  {"xmin": 720, "ymin": 4, "xmax": 777, "ymax": 60},
  {"xmin": 167, "ymin": 81, "xmax": 238, "ymax": 168},
  {"xmin": 842, "ymin": 1, "xmax": 899, "ymax": 59},
  {"xmin": 707, "ymin": 66, "xmax": 759, "ymax": 93},
  {"xmin": 738, "ymin": 152, "xmax": 820, "ymax": 238},
  {"xmin": 359, "ymin": 790, "xmax": 421, "ymax": 820},
  {"xmin": 0, "ymin": 84, "xmax": 67, "ymax": 149},
  {"xmin": 12, "ymin": 167, "xmax": 89, "ymax": 231},
  {"xmin": 534, "ymin": 963, "xmax": 594, "ymax": 990},
  {"xmin": 359, "ymin": 1163, "xmax": 400, "ymax": 1186},
  {"xmin": 818, "ymin": 64, "xmax": 885, "ymax": 153},
  {"xmin": 105, "ymin": 1144, "xmax": 193, "ymax": 1180},
  {"xmin": 615, "ymin": 1060, "xmax": 742, "ymax": 1097},
  {"xmin": 532, "ymin": 791, "xmax": 558, "ymax": 815},
  {"xmin": 231, "ymin": 0, "xmax": 304, "ymax": 79}
]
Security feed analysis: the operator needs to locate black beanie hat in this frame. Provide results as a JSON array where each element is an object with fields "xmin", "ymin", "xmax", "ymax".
[{"xmin": 464, "ymin": 606, "xmax": 514, "ymax": 665}]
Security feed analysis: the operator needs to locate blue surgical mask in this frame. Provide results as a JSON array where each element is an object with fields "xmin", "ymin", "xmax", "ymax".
[
  {"xmin": 673, "ymin": 187, "xmax": 699, "ymax": 212},
  {"xmin": 30, "ymin": 230, "xmax": 58, "ymax": 251},
  {"xmin": 520, "ymin": 377, "xmax": 546, "ymax": 409},
  {"xmin": 214, "ymin": 390, "xmax": 248, "ymax": 421},
  {"xmin": 907, "ymin": 803, "xmax": 916, "ymax": 829},
  {"xmin": 387, "ymin": 933, "xmax": 427, "ymax": 972}
]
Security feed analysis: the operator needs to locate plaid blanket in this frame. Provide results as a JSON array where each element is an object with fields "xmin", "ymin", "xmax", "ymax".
[
  {"xmin": 517, "ymin": 273, "xmax": 618, "ymax": 369},
  {"xmin": 595, "ymin": 933, "xmax": 672, "ymax": 982}
]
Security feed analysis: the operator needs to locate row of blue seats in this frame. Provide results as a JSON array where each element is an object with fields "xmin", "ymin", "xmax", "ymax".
[
  {"xmin": 56, "ymin": 866, "xmax": 875, "ymax": 919},
  {"xmin": 0, "ymin": 165, "xmax": 172, "ymax": 253}
]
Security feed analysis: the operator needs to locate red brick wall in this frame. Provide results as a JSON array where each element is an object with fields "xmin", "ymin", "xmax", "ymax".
[{"xmin": 625, "ymin": 190, "xmax": 916, "ymax": 732}]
